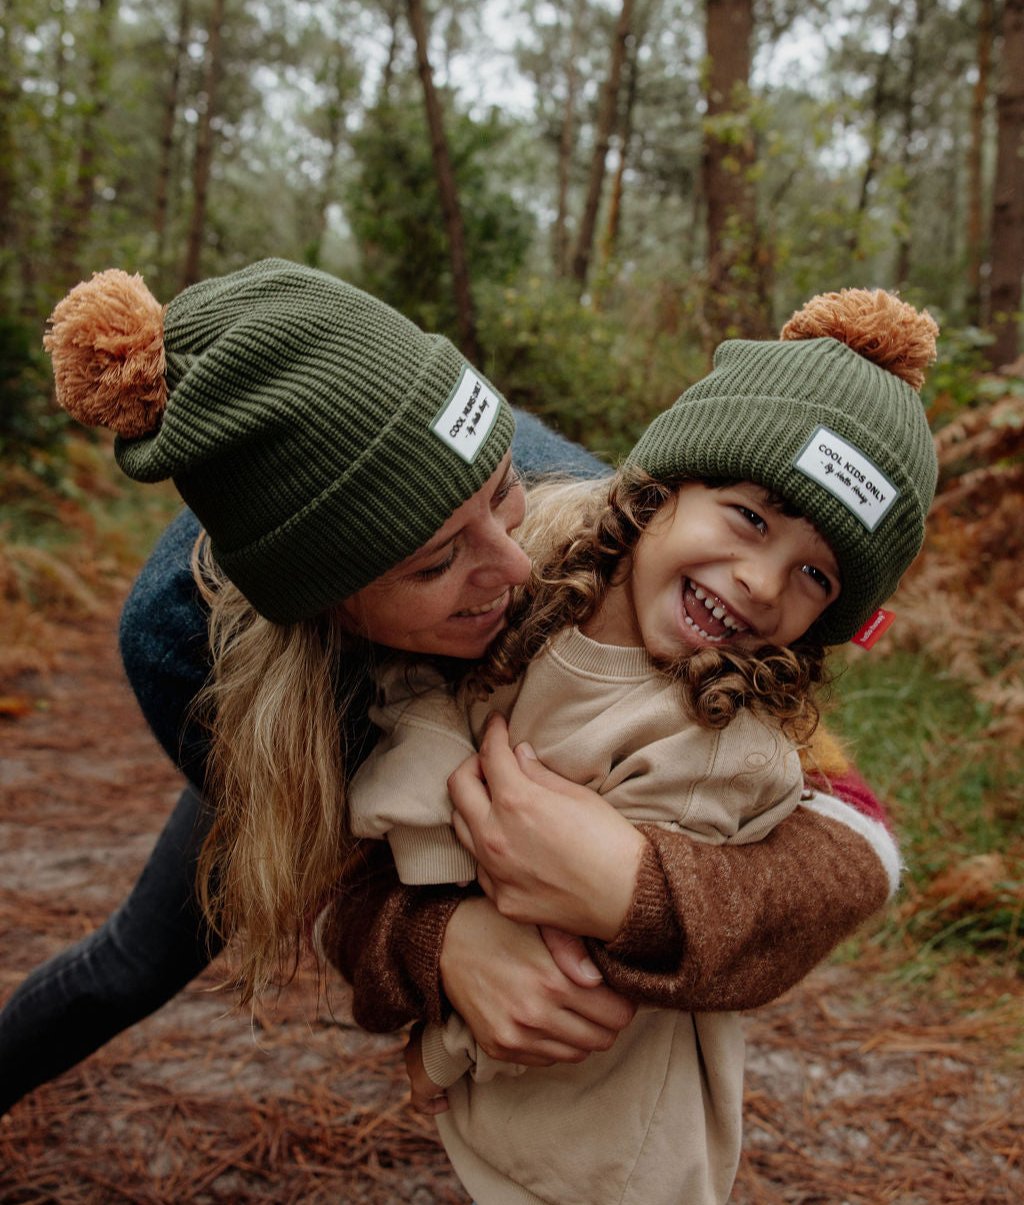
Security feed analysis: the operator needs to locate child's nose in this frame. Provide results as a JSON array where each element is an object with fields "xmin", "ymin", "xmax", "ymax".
[{"xmin": 735, "ymin": 556, "xmax": 788, "ymax": 608}]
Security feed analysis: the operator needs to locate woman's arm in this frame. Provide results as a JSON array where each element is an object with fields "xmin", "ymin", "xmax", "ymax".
[
  {"xmin": 318, "ymin": 840, "xmax": 636, "ymax": 1062},
  {"xmin": 592, "ymin": 799, "xmax": 897, "ymax": 1011},
  {"xmin": 448, "ymin": 716, "xmax": 900, "ymax": 1013},
  {"xmin": 118, "ymin": 506, "xmax": 211, "ymax": 786}
]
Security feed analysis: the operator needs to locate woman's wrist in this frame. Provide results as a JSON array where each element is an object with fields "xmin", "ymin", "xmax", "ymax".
[{"xmin": 585, "ymin": 822, "xmax": 648, "ymax": 942}]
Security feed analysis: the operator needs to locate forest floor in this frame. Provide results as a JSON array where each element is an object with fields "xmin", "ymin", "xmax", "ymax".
[{"xmin": 1, "ymin": 605, "xmax": 1022, "ymax": 1205}]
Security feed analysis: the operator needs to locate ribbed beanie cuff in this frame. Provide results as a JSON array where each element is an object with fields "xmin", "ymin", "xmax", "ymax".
[{"xmin": 113, "ymin": 260, "xmax": 514, "ymax": 621}]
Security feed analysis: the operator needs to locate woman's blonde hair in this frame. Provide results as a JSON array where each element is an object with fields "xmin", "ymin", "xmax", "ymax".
[
  {"xmin": 191, "ymin": 536, "xmax": 375, "ymax": 1005},
  {"xmin": 477, "ymin": 468, "xmax": 829, "ymax": 743}
]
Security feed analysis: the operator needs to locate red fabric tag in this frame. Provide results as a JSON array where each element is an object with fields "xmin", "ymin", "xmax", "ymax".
[{"xmin": 851, "ymin": 607, "xmax": 896, "ymax": 650}]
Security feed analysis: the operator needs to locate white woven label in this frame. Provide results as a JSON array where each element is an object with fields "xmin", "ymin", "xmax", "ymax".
[
  {"xmin": 793, "ymin": 426, "xmax": 898, "ymax": 531},
  {"xmin": 431, "ymin": 368, "xmax": 501, "ymax": 463}
]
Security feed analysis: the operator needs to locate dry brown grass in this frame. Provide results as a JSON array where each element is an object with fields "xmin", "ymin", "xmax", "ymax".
[{"xmin": 893, "ymin": 383, "xmax": 1024, "ymax": 742}]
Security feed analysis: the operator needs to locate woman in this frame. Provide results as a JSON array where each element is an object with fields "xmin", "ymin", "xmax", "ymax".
[{"xmin": 0, "ymin": 259, "xmax": 898, "ymax": 1116}]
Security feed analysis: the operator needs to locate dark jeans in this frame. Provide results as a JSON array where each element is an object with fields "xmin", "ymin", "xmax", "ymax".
[{"xmin": 0, "ymin": 784, "xmax": 222, "ymax": 1114}]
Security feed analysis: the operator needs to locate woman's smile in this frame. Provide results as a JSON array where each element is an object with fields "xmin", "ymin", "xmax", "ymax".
[
  {"xmin": 340, "ymin": 455, "xmax": 530, "ymax": 659},
  {"xmin": 454, "ymin": 589, "xmax": 511, "ymax": 619}
]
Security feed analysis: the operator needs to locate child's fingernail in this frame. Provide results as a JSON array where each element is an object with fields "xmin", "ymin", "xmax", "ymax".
[{"xmin": 518, "ymin": 742, "xmax": 538, "ymax": 760}]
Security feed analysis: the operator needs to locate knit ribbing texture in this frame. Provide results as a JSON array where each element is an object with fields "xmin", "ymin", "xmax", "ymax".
[
  {"xmin": 628, "ymin": 336, "xmax": 938, "ymax": 644},
  {"xmin": 113, "ymin": 260, "xmax": 514, "ymax": 621}
]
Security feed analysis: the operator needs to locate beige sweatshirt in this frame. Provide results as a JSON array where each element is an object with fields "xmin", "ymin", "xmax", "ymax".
[{"xmin": 347, "ymin": 628, "xmax": 803, "ymax": 1205}]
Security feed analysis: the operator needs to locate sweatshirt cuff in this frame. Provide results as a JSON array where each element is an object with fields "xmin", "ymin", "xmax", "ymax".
[
  {"xmin": 388, "ymin": 826, "xmax": 477, "ymax": 885},
  {"xmin": 420, "ymin": 1021, "xmax": 473, "ymax": 1088}
]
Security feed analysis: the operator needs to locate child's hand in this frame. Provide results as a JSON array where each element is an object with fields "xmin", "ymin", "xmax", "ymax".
[{"xmin": 404, "ymin": 1023, "xmax": 449, "ymax": 1115}]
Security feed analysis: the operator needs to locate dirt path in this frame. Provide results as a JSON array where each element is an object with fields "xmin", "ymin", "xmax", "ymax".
[{"xmin": 1, "ymin": 610, "xmax": 1021, "ymax": 1203}]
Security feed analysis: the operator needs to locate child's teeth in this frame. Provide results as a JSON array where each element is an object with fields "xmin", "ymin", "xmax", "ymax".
[
  {"xmin": 684, "ymin": 615, "xmax": 724, "ymax": 642},
  {"xmin": 689, "ymin": 581, "xmax": 749, "ymax": 636}
]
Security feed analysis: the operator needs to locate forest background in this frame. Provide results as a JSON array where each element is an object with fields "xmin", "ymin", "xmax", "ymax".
[{"xmin": 0, "ymin": 0, "xmax": 1023, "ymax": 1198}]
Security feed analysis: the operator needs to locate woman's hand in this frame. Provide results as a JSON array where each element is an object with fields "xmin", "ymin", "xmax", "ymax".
[
  {"xmin": 439, "ymin": 896, "xmax": 635, "ymax": 1067},
  {"xmin": 448, "ymin": 714, "xmax": 647, "ymax": 941}
]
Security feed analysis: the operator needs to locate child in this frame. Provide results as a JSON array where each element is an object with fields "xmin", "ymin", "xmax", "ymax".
[{"xmin": 343, "ymin": 289, "xmax": 939, "ymax": 1205}]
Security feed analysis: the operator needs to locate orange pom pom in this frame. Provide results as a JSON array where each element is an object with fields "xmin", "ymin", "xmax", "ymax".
[
  {"xmin": 44, "ymin": 270, "xmax": 167, "ymax": 439},
  {"xmin": 780, "ymin": 288, "xmax": 938, "ymax": 391}
]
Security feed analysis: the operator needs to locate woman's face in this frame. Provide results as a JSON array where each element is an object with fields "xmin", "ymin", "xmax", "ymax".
[{"xmin": 340, "ymin": 453, "xmax": 531, "ymax": 659}]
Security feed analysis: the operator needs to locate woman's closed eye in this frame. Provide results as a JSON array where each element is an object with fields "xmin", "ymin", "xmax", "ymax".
[
  {"xmin": 493, "ymin": 468, "xmax": 523, "ymax": 508},
  {"xmin": 414, "ymin": 545, "xmax": 458, "ymax": 580}
]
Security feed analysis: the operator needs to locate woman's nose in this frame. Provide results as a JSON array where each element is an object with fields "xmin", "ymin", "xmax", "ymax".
[{"xmin": 473, "ymin": 526, "xmax": 532, "ymax": 590}]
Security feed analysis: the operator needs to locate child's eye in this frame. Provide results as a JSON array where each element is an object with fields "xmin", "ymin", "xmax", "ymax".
[
  {"xmin": 801, "ymin": 564, "xmax": 834, "ymax": 595},
  {"xmin": 414, "ymin": 547, "xmax": 458, "ymax": 581},
  {"xmin": 735, "ymin": 505, "xmax": 767, "ymax": 535}
]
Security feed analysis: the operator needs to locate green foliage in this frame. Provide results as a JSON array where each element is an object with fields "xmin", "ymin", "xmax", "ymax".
[
  {"xmin": 0, "ymin": 311, "xmax": 65, "ymax": 474},
  {"xmin": 922, "ymin": 323, "xmax": 997, "ymax": 416},
  {"xmin": 828, "ymin": 648, "xmax": 1023, "ymax": 970},
  {"xmin": 345, "ymin": 96, "xmax": 535, "ymax": 333},
  {"xmin": 476, "ymin": 274, "xmax": 706, "ymax": 462}
]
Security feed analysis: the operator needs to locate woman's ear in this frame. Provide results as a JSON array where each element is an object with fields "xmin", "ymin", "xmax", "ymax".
[{"xmin": 334, "ymin": 596, "xmax": 362, "ymax": 637}]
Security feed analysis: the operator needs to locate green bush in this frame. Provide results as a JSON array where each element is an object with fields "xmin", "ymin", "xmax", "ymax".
[
  {"xmin": 477, "ymin": 276, "xmax": 706, "ymax": 463},
  {"xmin": 828, "ymin": 648, "xmax": 1022, "ymax": 969},
  {"xmin": 922, "ymin": 323, "xmax": 997, "ymax": 418},
  {"xmin": 0, "ymin": 312, "xmax": 66, "ymax": 475}
]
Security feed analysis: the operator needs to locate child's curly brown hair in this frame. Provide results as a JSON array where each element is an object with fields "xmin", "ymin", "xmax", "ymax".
[{"xmin": 469, "ymin": 469, "xmax": 831, "ymax": 746}]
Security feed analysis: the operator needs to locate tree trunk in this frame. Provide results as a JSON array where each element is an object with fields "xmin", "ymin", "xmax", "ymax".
[
  {"xmin": 702, "ymin": 0, "xmax": 769, "ymax": 342},
  {"xmin": 379, "ymin": 0, "xmax": 404, "ymax": 100},
  {"xmin": 0, "ymin": 3, "xmax": 18, "ymax": 281},
  {"xmin": 406, "ymin": 0, "xmax": 481, "ymax": 363},
  {"xmin": 52, "ymin": 0, "xmax": 117, "ymax": 291},
  {"xmin": 154, "ymin": 0, "xmax": 191, "ymax": 294},
  {"xmin": 988, "ymin": 0, "xmax": 1024, "ymax": 367},
  {"xmin": 309, "ymin": 49, "xmax": 353, "ymax": 269},
  {"xmin": 848, "ymin": 3, "xmax": 898, "ymax": 259},
  {"xmin": 181, "ymin": 0, "xmax": 225, "ymax": 289},
  {"xmin": 554, "ymin": 0, "xmax": 585, "ymax": 278},
  {"xmin": 966, "ymin": 0, "xmax": 994, "ymax": 325},
  {"xmin": 570, "ymin": 0, "xmax": 634, "ymax": 293},
  {"xmin": 894, "ymin": 0, "xmax": 929, "ymax": 288},
  {"xmin": 597, "ymin": 21, "xmax": 641, "ymax": 289}
]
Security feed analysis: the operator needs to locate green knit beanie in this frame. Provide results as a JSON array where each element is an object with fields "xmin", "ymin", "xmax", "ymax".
[
  {"xmin": 45, "ymin": 259, "xmax": 514, "ymax": 622},
  {"xmin": 627, "ymin": 290, "xmax": 939, "ymax": 645}
]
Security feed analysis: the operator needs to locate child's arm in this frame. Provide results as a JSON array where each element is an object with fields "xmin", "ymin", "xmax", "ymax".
[
  {"xmin": 588, "ymin": 794, "xmax": 897, "ymax": 1011},
  {"xmin": 348, "ymin": 668, "xmax": 477, "ymax": 885}
]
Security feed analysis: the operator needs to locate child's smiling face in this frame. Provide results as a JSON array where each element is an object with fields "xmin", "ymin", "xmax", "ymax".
[{"xmin": 592, "ymin": 481, "xmax": 842, "ymax": 655}]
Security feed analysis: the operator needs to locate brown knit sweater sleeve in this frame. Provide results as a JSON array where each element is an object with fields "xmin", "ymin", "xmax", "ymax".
[
  {"xmin": 586, "ymin": 801, "xmax": 895, "ymax": 1012},
  {"xmin": 319, "ymin": 840, "xmax": 464, "ymax": 1032}
]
